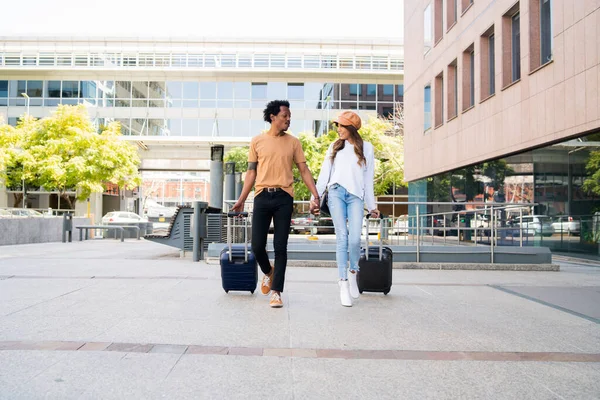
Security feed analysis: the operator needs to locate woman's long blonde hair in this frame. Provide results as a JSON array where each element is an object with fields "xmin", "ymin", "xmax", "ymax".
[{"xmin": 330, "ymin": 124, "xmax": 366, "ymax": 167}]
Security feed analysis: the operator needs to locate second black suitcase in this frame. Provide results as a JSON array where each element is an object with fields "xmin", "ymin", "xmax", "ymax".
[
  {"xmin": 220, "ymin": 212, "xmax": 257, "ymax": 294},
  {"xmin": 357, "ymin": 216, "xmax": 393, "ymax": 295}
]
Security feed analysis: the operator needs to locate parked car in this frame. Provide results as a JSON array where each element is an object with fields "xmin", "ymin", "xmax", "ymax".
[
  {"xmin": 510, "ymin": 215, "xmax": 554, "ymax": 236},
  {"xmin": 470, "ymin": 214, "xmax": 491, "ymax": 229},
  {"xmin": 315, "ymin": 217, "xmax": 335, "ymax": 234},
  {"xmin": 101, "ymin": 211, "xmax": 149, "ymax": 225},
  {"xmin": 9, "ymin": 209, "xmax": 44, "ymax": 218},
  {"xmin": 290, "ymin": 215, "xmax": 316, "ymax": 234},
  {"xmin": 393, "ymin": 215, "xmax": 409, "ymax": 235},
  {"xmin": 551, "ymin": 216, "xmax": 580, "ymax": 236}
]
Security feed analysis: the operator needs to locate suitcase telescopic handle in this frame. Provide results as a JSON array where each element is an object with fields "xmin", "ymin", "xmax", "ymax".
[
  {"xmin": 365, "ymin": 214, "xmax": 385, "ymax": 261},
  {"xmin": 227, "ymin": 212, "xmax": 249, "ymax": 263}
]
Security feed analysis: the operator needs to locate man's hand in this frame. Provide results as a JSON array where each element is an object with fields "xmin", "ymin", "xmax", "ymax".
[
  {"xmin": 309, "ymin": 198, "xmax": 320, "ymax": 215},
  {"xmin": 370, "ymin": 209, "xmax": 381, "ymax": 218},
  {"xmin": 231, "ymin": 200, "xmax": 245, "ymax": 213}
]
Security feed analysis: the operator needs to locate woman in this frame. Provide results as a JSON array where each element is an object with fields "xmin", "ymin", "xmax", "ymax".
[{"xmin": 310, "ymin": 111, "xmax": 380, "ymax": 307}]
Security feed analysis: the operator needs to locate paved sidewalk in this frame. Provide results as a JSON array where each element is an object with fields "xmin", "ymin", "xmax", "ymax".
[{"xmin": 0, "ymin": 240, "xmax": 599, "ymax": 399}]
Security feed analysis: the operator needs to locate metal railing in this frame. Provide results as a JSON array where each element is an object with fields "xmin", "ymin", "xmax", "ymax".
[{"xmin": 0, "ymin": 52, "xmax": 404, "ymax": 73}]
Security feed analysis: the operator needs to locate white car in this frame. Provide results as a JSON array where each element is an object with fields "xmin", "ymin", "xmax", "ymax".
[
  {"xmin": 393, "ymin": 215, "xmax": 409, "ymax": 235},
  {"xmin": 551, "ymin": 216, "xmax": 580, "ymax": 236},
  {"xmin": 9, "ymin": 209, "xmax": 44, "ymax": 218},
  {"xmin": 512, "ymin": 215, "xmax": 554, "ymax": 237},
  {"xmin": 470, "ymin": 214, "xmax": 491, "ymax": 229},
  {"xmin": 101, "ymin": 211, "xmax": 149, "ymax": 225}
]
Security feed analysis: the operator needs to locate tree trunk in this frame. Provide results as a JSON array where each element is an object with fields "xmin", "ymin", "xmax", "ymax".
[
  {"xmin": 12, "ymin": 193, "xmax": 23, "ymax": 208},
  {"xmin": 60, "ymin": 193, "xmax": 75, "ymax": 209}
]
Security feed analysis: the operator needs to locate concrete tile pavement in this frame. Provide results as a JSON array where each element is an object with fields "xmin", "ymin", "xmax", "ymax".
[{"xmin": 0, "ymin": 240, "xmax": 599, "ymax": 399}]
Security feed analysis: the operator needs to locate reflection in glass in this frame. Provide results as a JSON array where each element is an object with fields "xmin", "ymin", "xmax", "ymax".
[
  {"xmin": 132, "ymin": 82, "xmax": 148, "ymax": 99},
  {"xmin": 166, "ymin": 81, "xmax": 182, "ymax": 99},
  {"xmin": 47, "ymin": 81, "xmax": 61, "ymax": 98}
]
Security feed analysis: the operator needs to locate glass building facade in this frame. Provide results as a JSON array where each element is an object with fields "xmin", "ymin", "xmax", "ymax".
[
  {"xmin": 1, "ymin": 80, "xmax": 403, "ymax": 137},
  {"xmin": 409, "ymin": 131, "xmax": 600, "ymax": 255}
]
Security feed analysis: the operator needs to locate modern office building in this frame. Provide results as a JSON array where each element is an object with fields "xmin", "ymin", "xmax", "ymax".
[
  {"xmin": 0, "ymin": 36, "xmax": 404, "ymax": 220},
  {"xmin": 404, "ymin": 0, "xmax": 600, "ymax": 254}
]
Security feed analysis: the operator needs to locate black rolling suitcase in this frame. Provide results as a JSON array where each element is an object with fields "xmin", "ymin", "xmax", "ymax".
[
  {"xmin": 220, "ymin": 212, "xmax": 257, "ymax": 294},
  {"xmin": 357, "ymin": 216, "xmax": 393, "ymax": 295}
]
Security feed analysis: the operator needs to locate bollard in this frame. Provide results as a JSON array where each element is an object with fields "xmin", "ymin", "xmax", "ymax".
[
  {"xmin": 193, "ymin": 201, "xmax": 209, "ymax": 262},
  {"xmin": 62, "ymin": 213, "xmax": 73, "ymax": 243}
]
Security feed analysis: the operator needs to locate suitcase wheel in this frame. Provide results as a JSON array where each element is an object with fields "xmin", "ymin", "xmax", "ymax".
[
  {"xmin": 359, "ymin": 290, "xmax": 363, "ymax": 294},
  {"xmin": 250, "ymin": 290, "xmax": 255, "ymax": 294},
  {"xmin": 225, "ymin": 290, "xmax": 229, "ymax": 293},
  {"xmin": 383, "ymin": 290, "xmax": 390, "ymax": 295}
]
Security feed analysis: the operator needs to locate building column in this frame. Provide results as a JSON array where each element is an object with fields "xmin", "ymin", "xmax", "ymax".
[{"xmin": 210, "ymin": 145, "xmax": 224, "ymax": 210}]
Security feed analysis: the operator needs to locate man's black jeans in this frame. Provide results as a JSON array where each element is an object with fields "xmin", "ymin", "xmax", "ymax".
[{"xmin": 251, "ymin": 190, "xmax": 293, "ymax": 292}]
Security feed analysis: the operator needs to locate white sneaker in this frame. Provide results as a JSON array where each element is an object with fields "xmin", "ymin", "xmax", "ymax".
[
  {"xmin": 339, "ymin": 280, "xmax": 352, "ymax": 307},
  {"xmin": 348, "ymin": 270, "xmax": 360, "ymax": 299}
]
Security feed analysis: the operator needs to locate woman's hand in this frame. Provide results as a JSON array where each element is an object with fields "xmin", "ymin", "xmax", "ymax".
[
  {"xmin": 310, "ymin": 198, "xmax": 320, "ymax": 215},
  {"xmin": 370, "ymin": 209, "xmax": 381, "ymax": 218}
]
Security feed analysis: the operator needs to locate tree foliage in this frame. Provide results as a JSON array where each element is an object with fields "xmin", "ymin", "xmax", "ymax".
[
  {"xmin": 583, "ymin": 150, "xmax": 600, "ymax": 196},
  {"xmin": 223, "ymin": 146, "xmax": 249, "ymax": 173},
  {"xmin": 223, "ymin": 116, "xmax": 406, "ymax": 200},
  {"xmin": 0, "ymin": 105, "xmax": 142, "ymax": 208}
]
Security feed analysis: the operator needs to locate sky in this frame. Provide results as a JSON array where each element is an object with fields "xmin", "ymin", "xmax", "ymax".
[{"xmin": 0, "ymin": 0, "xmax": 404, "ymax": 40}]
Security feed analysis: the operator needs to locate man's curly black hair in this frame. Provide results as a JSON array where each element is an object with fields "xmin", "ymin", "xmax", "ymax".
[{"xmin": 263, "ymin": 100, "xmax": 290, "ymax": 124}]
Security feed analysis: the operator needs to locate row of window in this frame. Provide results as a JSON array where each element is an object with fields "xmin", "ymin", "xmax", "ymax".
[
  {"xmin": 5, "ymin": 117, "xmax": 339, "ymax": 138},
  {"xmin": 0, "ymin": 52, "xmax": 404, "ymax": 72},
  {"xmin": 424, "ymin": 0, "xmax": 474, "ymax": 54},
  {"xmin": 0, "ymin": 80, "xmax": 404, "ymax": 110},
  {"xmin": 424, "ymin": 0, "xmax": 552, "ymax": 131}
]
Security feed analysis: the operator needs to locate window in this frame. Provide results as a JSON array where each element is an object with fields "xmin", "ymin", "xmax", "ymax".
[
  {"xmin": 540, "ymin": 0, "xmax": 552, "ymax": 64},
  {"xmin": 489, "ymin": 34, "xmax": 495, "ymax": 95},
  {"xmin": 251, "ymin": 83, "xmax": 267, "ymax": 107},
  {"xmin": 424, "ymin": 84, "xmax": 432, "ymax": 131},
  {"xmin": 529, "ymin": 0, "xmax": 552, "ymax": 71},
  {"xmin": 434, "ymin": 72, "xmax": 444, "ymax": 127},
  {"xmin": 0, "ymin": 81, "xmax": 7, "ymax": 97},
  {"xmin": 447, "ymin": 0, "xmax": 457, "ymax": 30},
  {"xmin": 512, "ymin": 13, "xmax": 521, "ymax": 81},
  {"xmin": 424, "ymin": 4, "xmax": 433, "ymax": 55},
  {"xmin": 480, "ymin": 27, "xmax": 495, "ymax": 98},
  {"xmin": 462, "ymin": 44, "xmax": 475, "ymax": 111},
  {"xmin": 348, "ymin": 84, "xmax": 361, "ymax": 96},
  {"xmin": 461, "ymin": 0, "xmax": 473, "ymax": 13},
  {"xmin": 288, "ymin": 83, "xmax": 304, "ymax": 100},
  {"xmin": 367, "ymin": 84, "xmax": 377, "ymax": 96},
  {"xmin": 434, "ymin": 0, "xmax": 443, "ymax": 44},
  {"xmin": 502, "ymin": 3, "xmax": 521, "ymax": 87},
  {"xmin": 447, "ymin": 60, "xmax": 458, "ymax": 119}
]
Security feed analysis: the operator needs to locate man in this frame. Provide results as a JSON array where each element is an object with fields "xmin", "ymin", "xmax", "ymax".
[{"xmin": 231, "ymin": 100, "xmax": 320, "ymax": 308}]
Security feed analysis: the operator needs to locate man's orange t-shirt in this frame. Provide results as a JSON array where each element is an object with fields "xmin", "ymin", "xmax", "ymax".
[{"xmin": 249, "ymin": 132, "xmax": 306, "ymax": 197}]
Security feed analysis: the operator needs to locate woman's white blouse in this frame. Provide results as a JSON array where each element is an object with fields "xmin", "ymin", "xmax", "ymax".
[{"xmin": 313, "ymin": 141, "xmax": 376, "ymax": 212}]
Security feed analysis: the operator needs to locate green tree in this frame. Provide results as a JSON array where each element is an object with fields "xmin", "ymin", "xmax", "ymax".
[
  {"xmin": 223, "ymin": 146, "xmax": 250, "ymax": 173},
  {"xmin": 583, "ymin": 150, "xmax": 600, "ymax": 196},
  {"xmin": 1, "ymin": 105, "xmax": 142, "ymax": 209}
]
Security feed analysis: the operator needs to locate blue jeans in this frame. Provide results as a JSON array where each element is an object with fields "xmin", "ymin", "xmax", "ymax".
[{"xmin": 328, "ymin": 184, "xmax": 364, "ymax": 280}]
